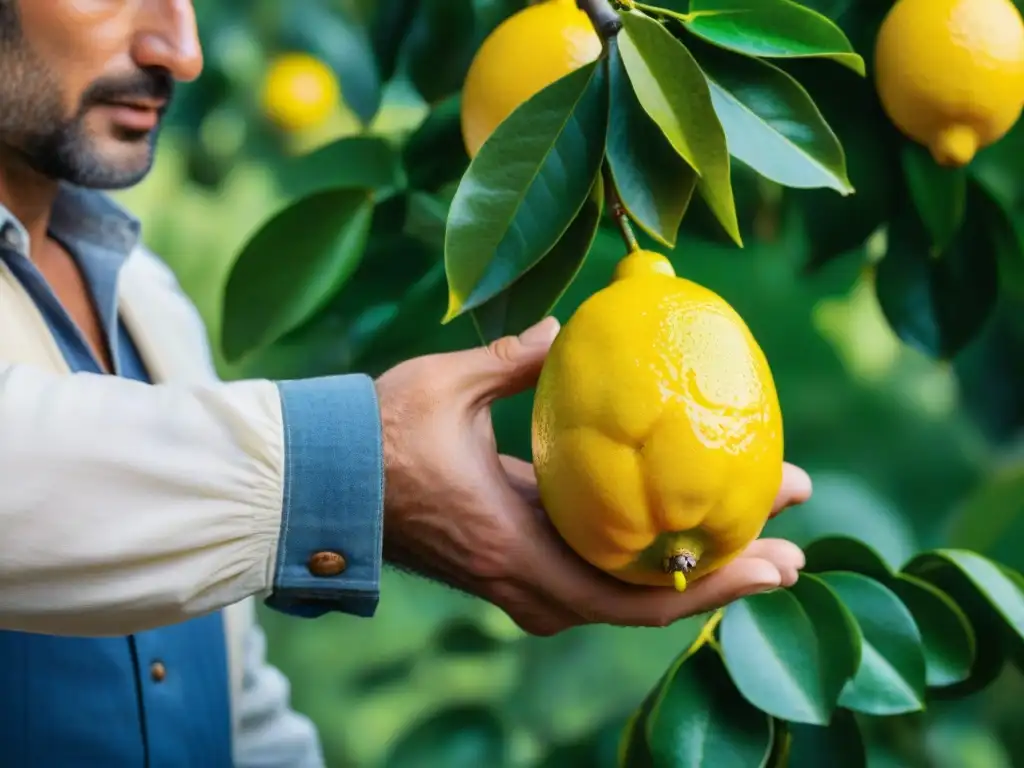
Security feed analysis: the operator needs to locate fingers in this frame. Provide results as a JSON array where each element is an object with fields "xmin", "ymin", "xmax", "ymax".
[
  {"xmin": 741, "ymin": 538, "xmax": 805, "ymax": 587},
  {"xmin": 451, "ymin": 317, "xmax": 562, "ymax": 405},
  {"xmin": 770, "ymin": 463, "xmax": 813, "ymax": 517}
]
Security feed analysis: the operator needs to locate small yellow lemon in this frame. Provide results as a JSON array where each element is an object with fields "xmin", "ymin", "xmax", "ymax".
[
  {"xmin": 460, "ymin": 0, "xmax": 602, "ymax": 158},
  {"xmin": 532, "ymin": 250, "xmax": 784, "ymax": 591},
  {"xmin": 260, "ymin": 53, "xmax": 341, "ymax": 133},
  {"xmin": 874, "ymin": 0, "xmax": 1024, "ymax": 167}
]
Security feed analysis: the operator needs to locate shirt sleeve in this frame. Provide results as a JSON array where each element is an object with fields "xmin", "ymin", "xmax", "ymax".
[
  {"xmin": 233, "ymin": 615, "xmax": 326, "ymax": 768},
  {"xmin": 265, "ymin": 375, "xmax": 385, "ymax": 619}
]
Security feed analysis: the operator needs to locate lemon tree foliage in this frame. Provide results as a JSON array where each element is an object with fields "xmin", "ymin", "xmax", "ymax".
[{"xmin": 201, "ymin": 0, "xmax": 1024, "ymax": 765}]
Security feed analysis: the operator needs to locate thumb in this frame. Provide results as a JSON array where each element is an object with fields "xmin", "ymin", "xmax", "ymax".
[{"xmin": 460, "ymin": 316, "xmax": 561, "ymax": 404}]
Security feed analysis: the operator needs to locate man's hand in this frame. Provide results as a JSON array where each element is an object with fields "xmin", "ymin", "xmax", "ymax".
[{"xmin": 375, "ymin": 317, "xmax": 812, "ymax": 636}]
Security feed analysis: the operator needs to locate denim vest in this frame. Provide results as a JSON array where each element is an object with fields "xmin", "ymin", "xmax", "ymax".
[{"xmin": 0, "ymin": 223, "xmax": 233, "ymax": 766}]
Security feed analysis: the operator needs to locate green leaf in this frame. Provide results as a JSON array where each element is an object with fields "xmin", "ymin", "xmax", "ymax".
[
  {"xmin": 901, "ymin": 142, "xmax": 967, "ymax": 252},
  {"xmin": 902, "ymin": 550, "xmax": 1019, "ymax": 697},
  {"xmin": 606, "ymin": 38, "xmax": 697, "ymax": 248},
  {"xmin": 618, "ymin": 10, "xmax": 740, "ymax": 246},
  {"xmin": 443, "ymin": 59, "xmax": 608, "ymax": 320},
  {"xmin": 905, "ymin": 550, "xmax": 1024, "ymax": 648},
  {"xmin": 402, "ymin": 95, "xmax": 470, "ymax": 192},
  {"xmin": 682, "ymin": 0, "xmax": 865, "ymax": 75},
  {"xmin": 470, "ymin": 172, "xmax": 602, "ymax": 343},
  {"xmin": 278, "ymin": 136, "xmax": 403, "ymax": 200},
  {"xmin": 719, "ymin": 588, "xmax": 836, "ymax": 725},
  {"xmin": 384, "ymin": 705, "xmax": 509, "ymax": 768},
  {"xmin": 404, "ymin": 0, "xmax": 478, "ymax": 104},
  {"xmin": 970, "ymin": 174, "xmax": 1024, "ymax": 300},
  {"xmin": 221, "ymin": 189, "xmax": 375, "ymax": 362},
  {"xmin": 803, "ymin": 536, "xmax": 894, "ymax": 579},
  {"xmin": 787, "ymin": 573, "xmax": 862, "ymax": 707},
  {"xmin": 793, "ymin": 0, "xmax": 854, "ymax": 18},
  {"xmin": 787, "ymin": 709, "xmax": 866, "ymax": 768},
  {"xmin": 886, "ymin": 573, "xmax": 976, "ymax": 689},
  {"xmin": 782, "ymin": 58, "xmax": 901, "ymax": 269},
  {"xmin": 875, "ymin": 182, "xmax": 1000, "ymax": 360},
  {"xmin": 817, "ymin": 572, "xmax": 927, "ymax": 716},
  {"xmin": 646, "ymin": 643, "xmax": 773, "ymax": 767},
  {"xmin": 369, "ymin": 0, "xmax": 418, "ymax": 81},
  {"xmin": 689, "ymin": 36, "xmax": 852, "ymax": 194}
]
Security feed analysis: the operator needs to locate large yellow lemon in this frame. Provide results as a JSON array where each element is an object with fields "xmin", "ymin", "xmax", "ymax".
[
  {"xmin": 532, "ymin": 250, "xmax": 784, "ymax": 591},
  {"xmin": 874, "ymin": 0, "xmax": 1024, "ymax": 167},
  {"xmin": 260, "ymin": 53, "xmax": 341, "ymax": 133},
  {"xmin": 460, "ymin": 0, "xmax": 602, "ymax": 158}
]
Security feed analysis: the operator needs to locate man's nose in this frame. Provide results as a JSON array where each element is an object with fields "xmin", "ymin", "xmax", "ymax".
[{"xmin": 132, "ymin": 0, "xmax": 204, "ymax": 83}]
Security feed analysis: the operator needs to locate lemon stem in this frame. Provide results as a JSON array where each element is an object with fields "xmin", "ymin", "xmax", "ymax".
[
  {"xmin": 576, "ymin": 0, "xmax": 623, "ymax": 39},
  {"xmin": 601, "ymin": 163, "xmax": 640, "ymax": 254},
  {"xmin": 664, "ymin": 550, "xmax": 698, "ymax": 593}
]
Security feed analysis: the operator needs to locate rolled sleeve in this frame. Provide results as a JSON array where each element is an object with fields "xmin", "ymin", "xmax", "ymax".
[{"xmin": 265, "ymin": 374, "xmax": 384, "ymax": 619}]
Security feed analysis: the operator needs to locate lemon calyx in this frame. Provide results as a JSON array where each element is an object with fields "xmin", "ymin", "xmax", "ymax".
[
  {"xmin": 663, "ymin": 550, "xmax": 699, "ymax": 593},
  {"xmin": 931, "ymin": 124, "xmax": 980, "ymax": 167}
]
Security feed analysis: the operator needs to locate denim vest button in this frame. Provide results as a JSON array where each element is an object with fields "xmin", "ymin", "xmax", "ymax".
[
  {"xmin": 150, "ymin": 661, "xmax": 166, "ymax": 683},
  {"xmin": 308, "ymin": 551, "xmax": 347, "ymax": 577}
]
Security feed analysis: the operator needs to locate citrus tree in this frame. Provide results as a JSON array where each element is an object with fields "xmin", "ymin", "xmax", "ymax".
[{"xmin": 158, "ymin": 0, "xmax": 1024, "ymax": 765}]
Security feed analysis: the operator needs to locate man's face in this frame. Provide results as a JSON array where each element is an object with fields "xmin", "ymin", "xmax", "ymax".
[{"xmin": 0, "ymin": 1, "xmax": 202, "ymax": 189}]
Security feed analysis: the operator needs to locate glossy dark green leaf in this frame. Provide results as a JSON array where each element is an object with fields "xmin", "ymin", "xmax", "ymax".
[
  {"xmin": 788, "ymin": 573, "xmax": 862, "ymax": 707},
  {"xmin": 606, "ymin": 38, "xmax": 696, "ymax": 248},
  {"xmin": 221, "ymin": 189, "xmax": 375, "ymax": 362},
  {"xmin": 793, "ymin": 0, "xmax": 854, "ymax": 18},
  {"xmin": 782, "ymin": 57, "xmax": 902, "ymax": 269},
  {"xmin": 404, "ymin": 0, "xmax": 478, "ymax": 104},
  {"xmin": 787, "ymin": 709, "xmax": 866, "ymax": 768},
  {"xmin": 384, "ymin": 704, "xmax": 510, "ymax": 768},
  {"xmin": 618, "ymin": 10, "xmax": 740, "ymax": 246},
  {"xmin": 902, "ymin": 142, "xmax": 967, "ymax": 252},
  {"xmin": 902, "ymin": 550, "xmax": 1020, "ymax": 696},
  {"xmin": 469, "ymin": 172, "xmax": 602, "ymax": 343},
  {"xmin": 719, "ymin": 588, "xmax": 836, "ymax": 724},
  {"xmin": 803, "ymin": 536, "xmax": 894, "ymax": 579},
  {"xmin": 683, "ymin": 0, "xmax": 865, "ymax": 75},
  {"xmin": 818, "ymin": 572, "xmax": 927, "ymax": 716},
  {"xmin": 646, "ymin": 643, "xmax": 773, "ymax": 767},
  {"xmin": 970, "ymin": 174, "xmax": 1024, "ymax": 300},
  {"xmin": 887, "ymin": 573, "xmax": 976, "ymax": 689},
  {"xmin": 277, "ymin": 136, "xmax": 403, "ymax": 200},
  {"xmin": 905, "ymin": 550, "xmax": 1024, "ymax": 647},
  {"xmin": 443, "ymin": 59, "xmax": 607, "ymax": 319},
  {"xmin": 402, "ymin": 95, "xmax": 470, "ymax": 192},
  {"xmin": 689, "ymin": 36, "xmax": 852, "ymax": 193},
  {"xmin": 875, "ymin": 182, "xmax": 1000, "ymax": 360}
]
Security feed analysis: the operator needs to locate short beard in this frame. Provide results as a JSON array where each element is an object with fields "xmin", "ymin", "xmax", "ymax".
[{"xmin": 0, "ymin": 11, "xmax": 171, "ymax": 190}]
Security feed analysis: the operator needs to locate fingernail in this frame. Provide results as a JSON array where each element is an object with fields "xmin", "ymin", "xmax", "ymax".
[{"xmin": 519, "ymin": 316, "xmax": 560, "ymax": 346}]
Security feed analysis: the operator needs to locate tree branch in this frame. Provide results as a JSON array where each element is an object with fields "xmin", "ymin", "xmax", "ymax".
[{"xmin": 576, "ymin": 0, "xmax": 623, "ymax": 39}]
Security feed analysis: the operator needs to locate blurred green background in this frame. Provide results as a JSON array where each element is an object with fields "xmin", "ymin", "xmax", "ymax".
[{"xmin": 111, "ymin": 0, "xmax": 1024, "ymax": 765}]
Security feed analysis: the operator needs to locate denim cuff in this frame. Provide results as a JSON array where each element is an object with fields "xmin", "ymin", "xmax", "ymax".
[{"xmin": 265, "ymin": 374, "xmax": 384, "ymax": 618}]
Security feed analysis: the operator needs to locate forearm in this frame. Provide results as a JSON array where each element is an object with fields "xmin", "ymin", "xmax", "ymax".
[{"xmin": 0, "ymin": 362, "xmax": 383, "ymax": 637}]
